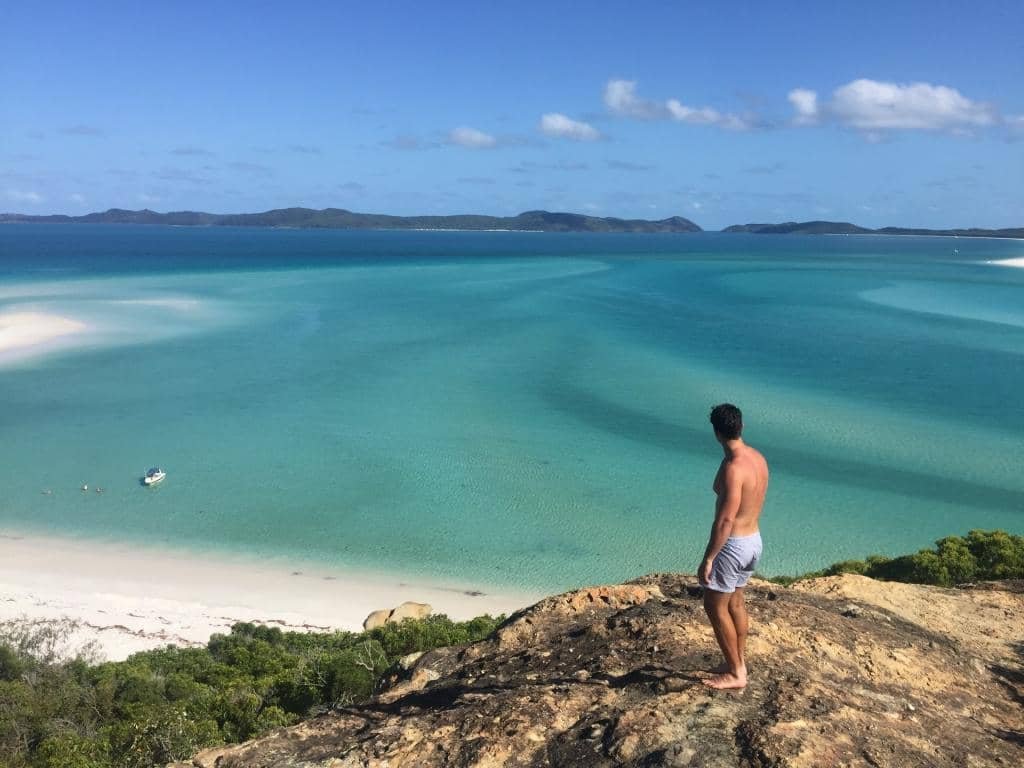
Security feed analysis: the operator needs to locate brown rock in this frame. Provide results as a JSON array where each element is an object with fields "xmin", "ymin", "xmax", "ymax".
[
  {"xmin": 362, "ymin": 609, "xmax": 391, "ymax": 631},
  {"xmin": 388, "ymin": 600, "xmax": 432, "ymax": 624}
]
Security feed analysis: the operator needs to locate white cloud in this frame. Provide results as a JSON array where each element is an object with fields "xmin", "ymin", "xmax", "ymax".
[
  {"xmin": 833, "ymin": 79, "xmax": 994, "ymax": 130},
  {"xmin": 666, "ymin": 100, "xmax": 752, "ymax": 130},
  {"xmin": 788, "ymin": 89, "xmax": 819, "ymax": 125},
  {"xmin": 6, "ymin": 189, "xmax": 43, "ymax": 203},
  {"xmin": 69, "ymin": 193, "xmax": 86, "ymax": 203},
  {"xmin": 604, "ymin": 79, "xmax": 666, "ymax": 119},
  {"xmin": 605, "ymin": 79, "xmax": 753, "ymax": 130},
  {"xmin": 448, "ymin": 126, "xmax": 498, "ymax": 149},
  {"xmin": 539, "ymin": 113, "xmax": 601, "ymax": 141},
  {"xmin": 790, "ymin": 79, "xmax": 996, "ymax": 133}
]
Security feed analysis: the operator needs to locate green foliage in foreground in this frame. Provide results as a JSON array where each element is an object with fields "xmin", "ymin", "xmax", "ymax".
[
  {"xmin": 770, "ymin": 529, "xmax": 1024, "ymax": 587},
  {"xmin": 0, "ymin": 613, "xmax": 503, "ymax": 768}
]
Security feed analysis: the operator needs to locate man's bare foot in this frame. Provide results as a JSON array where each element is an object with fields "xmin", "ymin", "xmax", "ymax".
[
  {"xmin": 709, "ymin": 661, "xmax": 748, "ymax": 674},
  {"xmin": 703, "ymin": 671, "xmax": 747, "ymax": 690}
]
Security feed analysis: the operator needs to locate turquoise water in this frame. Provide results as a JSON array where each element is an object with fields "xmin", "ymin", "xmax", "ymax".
[{"xmin": 1, "ymin": 225, "xmax": 1022, "ymax": 591}]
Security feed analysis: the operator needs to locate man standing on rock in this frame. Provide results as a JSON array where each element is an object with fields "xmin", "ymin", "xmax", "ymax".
[{"xmin": 699, "ymin": 403, "xmax": 769, "ymax": 690}]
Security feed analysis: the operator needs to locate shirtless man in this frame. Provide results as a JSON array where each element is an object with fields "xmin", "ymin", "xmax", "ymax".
[{"xmin": 699, "ymin": 403, "xmax": 769, "ymax": 690}]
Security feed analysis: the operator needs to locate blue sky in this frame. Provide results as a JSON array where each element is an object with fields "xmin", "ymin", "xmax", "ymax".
[{"xmin": 2, "ymin": 0, "xmax": 1022, "ymax": 228}]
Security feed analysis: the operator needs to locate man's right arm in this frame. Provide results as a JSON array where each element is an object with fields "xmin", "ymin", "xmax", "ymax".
[{"xmin": 699, "ymin": 463, "xmax": 741, "ymax": 583}]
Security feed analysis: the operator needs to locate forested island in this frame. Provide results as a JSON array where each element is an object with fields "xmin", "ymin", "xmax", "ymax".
[
  {"xmin": 723, "ymin": 220, "xmax": 1024, "ymax": 238},
  {"xmin": 0, "ymin": 208, "xmax": 702, "ymax": 233},
  {"xmin": 4, "ymin": 209, "xmax": 1021, "ymax": 238}
]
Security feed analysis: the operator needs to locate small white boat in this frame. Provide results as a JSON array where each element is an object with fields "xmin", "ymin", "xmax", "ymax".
[{"xmin": 144, "ymin": 467, "xmax": 166, "ymax": 486}]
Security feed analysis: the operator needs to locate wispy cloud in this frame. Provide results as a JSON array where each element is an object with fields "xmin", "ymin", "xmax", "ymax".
[
  {"xmin": 539, "ymin": 113, "xmax": 601, "ymax": 141},
  {"xmin": 448, "ymin": 126, "xmax": 498, "ymax": 149},
  {"xmin": 604, "ymin": 80, "xmax": 665, "ymax": 120},
  {"xmin": 69, "ymin": 192, "xmax": 86, "ymax": 203},
  {"xmin": 510, "ymin": 160, "xmax": 590, "ymax": 174},
  {"xmin": 789, "ymin": 79, "xmax": 996, "ymax": 134},
  {"xmin": 1006, "ymin": 115, "xmax": 1024, "ymax": 141},
  {"xmin": 666, "ymin": 101, "xmax": 752, "ymax": 130},
  {"xmin": 337, "ymin": 181, "xmax": 365, "ymax": 193},
  {"xmin": 227, "ymin": 161, "xmax": 273, "ymax": 175},
  {"xmin": 5, "ymin": 189, "xmax": 44, "ymax": 203},
  {"xmin": 289, "ymin": 144, "xmax": 323, "ymax": 154},
  {"xmin": 61, "ymin": 124, "xmax": 104, "ymax": 136},
  {"xmin": 743, "ymin": 162, "xmax": 784, "ymax": 175},
  {"xmin": 381, "ymin": 135, "xmax": 441, "ymax": 151},
  {"xmin": 606, "ymin": 159, "xmax": 653, "ymax": 172},
  {"xmin": 154, "ymin": 167, "xmax": 214, "ymax": 185},
  {"xmin": 924, "ymin": 175, "xmax": 979, "ymax": 190},
  {"xmin": 457, "ymin": 176, "xmax": 496, "ymax": 184},
  {"xmin": 604, "ymin": 79, "xmax": 755, "ymax": 130},
  {"xmin": 171, "ymin": 146, "xmax": 214, "ymax": 156}
]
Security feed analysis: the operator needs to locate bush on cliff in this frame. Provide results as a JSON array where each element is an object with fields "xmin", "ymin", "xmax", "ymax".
[{"xmin": 790, "ymin": 529, "xmax": 1024, "ymax": 587}]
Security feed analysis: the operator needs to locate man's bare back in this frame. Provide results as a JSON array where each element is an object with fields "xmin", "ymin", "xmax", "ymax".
[{"xmin": 712, "ymin": 444, "xmax": 768, "ymax": 537}]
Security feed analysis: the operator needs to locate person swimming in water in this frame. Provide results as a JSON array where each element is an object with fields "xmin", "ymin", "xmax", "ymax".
[{"xmin": 699, "ymin": 403, "xmax": 769, "ymax": 690}]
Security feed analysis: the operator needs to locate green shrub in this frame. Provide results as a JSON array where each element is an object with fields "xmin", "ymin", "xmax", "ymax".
[
  {"xmin": 35, "ymin": 734, "xmax": 109, "ymax": 768},
  {"xmin": 823, "ymin": 559, "xmax": 868, "ymax": 576},
  {"xmin": 779, "ymin": 529, "xmax": 1024, "ymax": 587},
  {"xmin": 966, "ymin": 529, "xmax": 1024, "ymax": 579},
  {"xmin": 103, "ymin": 705, "xmax": 222, "ymax": 768},
  {"xmin": 0, "ymin": 613, "xmax": 504, "ymax": 767}
]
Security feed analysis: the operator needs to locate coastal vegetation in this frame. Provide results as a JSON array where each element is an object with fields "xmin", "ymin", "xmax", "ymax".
[
  {"xmin": 770, "ymin": 529, "xmax": 1024, "ymax": 586},
  {"xmin": 0, "ymin": 614, "xmax": 502, "ymax": 768},
  {"xmin": 1, "ymin": 529, "xmax": 1020, "ymax": 767}
]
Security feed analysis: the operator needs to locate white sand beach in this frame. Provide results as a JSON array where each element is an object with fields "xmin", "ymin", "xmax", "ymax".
[
  {"xmin": 0, "ymin": 533, "xmax": 541, "ymax": 661},
  {"xmin": 988, "ymin": 257, "xmax": 1024, "ymax": 268},
  {"xmin": 0, "ymin": 311, "xmax": 87, "ymax": 362}
]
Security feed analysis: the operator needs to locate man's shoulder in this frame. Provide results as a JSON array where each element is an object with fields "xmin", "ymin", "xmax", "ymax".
[
  {"xmin": 745, "ymin": 444, "xmax": 769, "ymax": 466},
  {"xmin": 729, "ymin": 448, "xmax": 767, "ymax": 476}
]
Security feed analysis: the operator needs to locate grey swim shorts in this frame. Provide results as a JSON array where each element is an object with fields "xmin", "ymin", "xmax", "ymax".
[{"xmin": 705, "ymin": 532, "xmax": 763, "ymax": 594}]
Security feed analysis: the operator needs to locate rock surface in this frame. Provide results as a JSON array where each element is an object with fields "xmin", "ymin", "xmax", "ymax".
[
  {"xmin": 363, "ymin": 602, "xmax": 433, "ymax": 631},
  {"xmin": 181, "ymin": 575, "xmax": 1023, "ymax": 767},
  {"xmin": 389, "ymin": 601, "xmax": 433, "ymax": 625},
  {"xmin": 362, "ymin": 610, "xmax": 393, "ymax": 632}
]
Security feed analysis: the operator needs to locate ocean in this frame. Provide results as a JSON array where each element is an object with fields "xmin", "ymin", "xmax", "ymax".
[{"xmin": 1, "ymin": 224, "xmax": 1021, "ymax": 591}]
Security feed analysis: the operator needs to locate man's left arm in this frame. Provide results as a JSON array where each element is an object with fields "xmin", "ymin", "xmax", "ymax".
[{"xmin": 699, "ymin": 464, "xmax": 741, "ymax": 584}]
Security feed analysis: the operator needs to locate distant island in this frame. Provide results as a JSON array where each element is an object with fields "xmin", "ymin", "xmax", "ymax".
[
  {"xmin": 4, "ymin": 209, "xmax": 1021, "ymax": 238},
  {"xmin": 0, "ymin": 207, "xmax": 702, "ymax": 234},
  {"xmin": 723, "ymin": 220, "xmax": 1024, "ymax": 239}
]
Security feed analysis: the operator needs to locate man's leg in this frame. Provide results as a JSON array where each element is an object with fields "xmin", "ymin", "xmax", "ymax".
[
  {"xmin": 728, "ymin": 587, "xmax": 749, "ymax": 668},
  {"xmin": 703, "ymin": 589, "xmax": 747, "ymax": 689}
]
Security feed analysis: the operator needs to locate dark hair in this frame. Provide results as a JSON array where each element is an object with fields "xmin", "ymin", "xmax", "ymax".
[{"xmin": 710, "ymin": 403, "xmax": 743, "ymax": 440}]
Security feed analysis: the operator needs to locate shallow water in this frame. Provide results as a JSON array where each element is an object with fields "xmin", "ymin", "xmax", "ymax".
[{"xmin": 0, "ymin": 225, "xmax": 1021, "ymax": 590}]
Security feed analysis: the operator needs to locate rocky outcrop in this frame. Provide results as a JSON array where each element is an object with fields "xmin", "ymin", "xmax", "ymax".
[
  {"xmin": 363, "ymin": 602, "xmax": 433, "ymax": 631},
  {"xmin": 182, "ymin": 574, "xmax": 1023, "ymax": 767}
]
